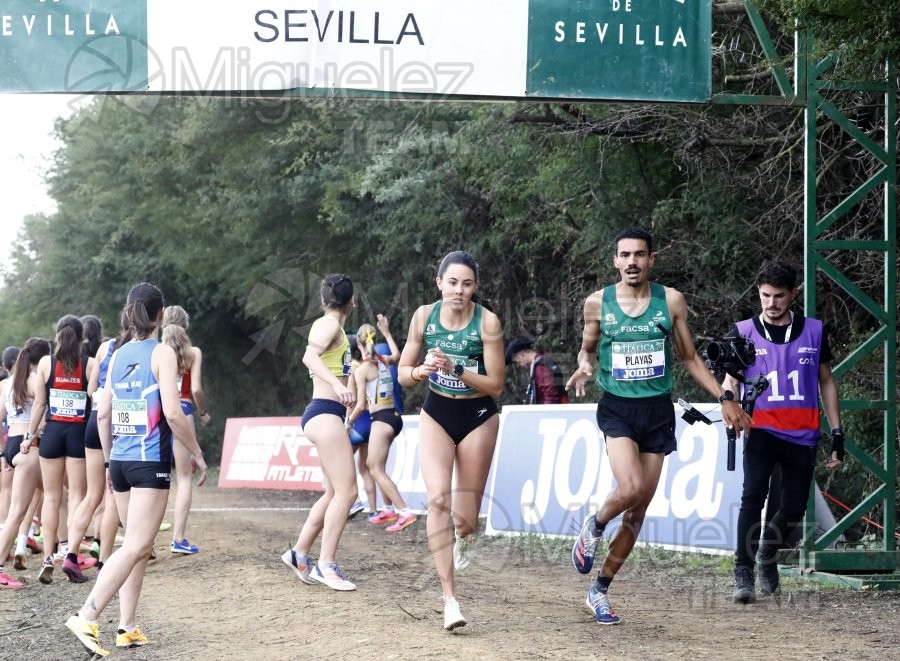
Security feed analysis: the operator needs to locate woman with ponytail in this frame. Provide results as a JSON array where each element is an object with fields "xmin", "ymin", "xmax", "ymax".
[
  {"xmin": 64, "ymin": 315, "xmax": 134, "ymax": 579},
  {"xmin": 22, "ymin": 315, "xmax": 97, "ymax": 585},
  {"xmin": 65, "ymin": 282, "xmax": 208, "ymax": 656},
  {"xmin": 347, "ymin": 316, "xmax": 415, "ymax": 532},
  {"xmin": 0, "ymin": 338, "xmax": 51, "ymax": 589},
  {"xmin": 280, "ymin": 273, "xmax": 359, "ymax": 591},
  {"xmin": 81, "ymin": 315, "xmax": 103, "ymax": 362},
  {"xmin": 397, "ymin": 250, "xmax": 504, "ymax": 630},
  {"xmin": 0, "ymin": 347, "xmax": 17, "ymax": 526},
  {"xmin": 161, "ymin": 305, "xmax": 210, "ymax": 555}
]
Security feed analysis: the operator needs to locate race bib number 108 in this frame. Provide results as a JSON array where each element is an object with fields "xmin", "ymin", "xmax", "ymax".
[{"xmin": 112, "ymin": 399, "xmax": 149, "ymax": 436}]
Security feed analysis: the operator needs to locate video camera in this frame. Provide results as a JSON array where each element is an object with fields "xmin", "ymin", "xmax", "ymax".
[
  {"xmin": 689, "ymin": 334, "xmax": 766, "ymax": 472},
  {"xmin": 703, "ymin": 336, "xmax": 756, "ymax": 376}
]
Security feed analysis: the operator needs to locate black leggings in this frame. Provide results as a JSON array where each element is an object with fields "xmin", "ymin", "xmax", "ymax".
[{"xmin": 735, "ymin": 428, "xmax": 816, "ymax": 568}]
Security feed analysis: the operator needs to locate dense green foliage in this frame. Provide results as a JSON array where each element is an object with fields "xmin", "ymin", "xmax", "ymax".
[
  {"xmin": 756, "ymin": 0, "xmax": 900, "ymax": 79},
  {"xmin": 0, "ymin": 7, "xmax": 896, "ymax": 539}
]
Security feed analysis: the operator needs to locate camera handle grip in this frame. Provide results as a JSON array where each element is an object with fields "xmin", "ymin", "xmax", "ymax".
[{"xmin": 726, "ymin": 425, "xmax": 737, "ymax": 472}]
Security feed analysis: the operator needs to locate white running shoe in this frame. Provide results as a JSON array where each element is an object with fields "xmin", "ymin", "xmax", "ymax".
[
  {"xmin": 310, "ymin": 562, "xmax": 356, "ymax": 591},
  {"xmin": 443, "ymin": 596, "xmax": 467, "ymax": 631},
  {"xmin": 281, "ymin": 548, "xmax": 317, "ymax": 585},
  {"xmin": 453, "ymin": 533, "xmax": 475, "ymax": 572},
  {"xmin": 13, "ymin": 538, "xmax": 27, "ymax": 570}
]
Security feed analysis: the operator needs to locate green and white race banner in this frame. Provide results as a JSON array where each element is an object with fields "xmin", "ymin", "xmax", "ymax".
[{"xmin": 0, "ymin": 0, "xmax": 710, "ymax": 102}]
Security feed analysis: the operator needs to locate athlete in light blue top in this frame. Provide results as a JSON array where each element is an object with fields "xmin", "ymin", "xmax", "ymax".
[{"xmin": 65, "ymin": 283, "xmax": 207, "ymax": 658}]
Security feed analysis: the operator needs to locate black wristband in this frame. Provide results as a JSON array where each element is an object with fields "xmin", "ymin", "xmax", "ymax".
[
  {"xmin": 831, "ymin": 428, "xmax": 846, "ymax": 461},
  {"xmin": 104, "ymin": 461, "xmax": 110, "ymax": 468},
  {"xmin": 718, "ymin": 390, "xmax": 735, "ymax": 404}
]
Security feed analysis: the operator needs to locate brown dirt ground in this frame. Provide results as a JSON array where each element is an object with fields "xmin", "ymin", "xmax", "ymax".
[{"xmin": 2, "ymin": 480, "xmax": 898, "ymax": 661}]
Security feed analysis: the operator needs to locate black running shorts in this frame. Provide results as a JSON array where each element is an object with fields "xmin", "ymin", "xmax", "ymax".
[{"xmin": 595, "ymin": 392, "xmax": 676, "ymax": 455}]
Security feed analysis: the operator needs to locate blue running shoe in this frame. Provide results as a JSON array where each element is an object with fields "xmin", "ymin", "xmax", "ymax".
[
  {"xmin": 571, "ymin": 513, "xmax": 604, "ymax": 574},
  {"xmin": 348, "ymin": 501, "xmax": 366, "ymax": 519},
  {"xmin": 585, "ymin": 583, "xmax": 620, "ymax": 625},
  {"xmin": 171, "ymin": 539, "xmax": 199, "ymax": 555}
]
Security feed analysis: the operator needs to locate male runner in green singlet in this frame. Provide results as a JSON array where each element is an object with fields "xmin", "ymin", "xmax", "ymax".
[{"xmin": 566, "ymin": 227, "xmax": 752, "ymax": 624}]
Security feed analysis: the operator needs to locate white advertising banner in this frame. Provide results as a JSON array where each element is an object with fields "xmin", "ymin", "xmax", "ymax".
[
  {"xmin": 485, "ymin": 403, "xmax": 744, "ymax": 552},
  {"xmin": 146, "ymin": 0, "xmax": 530, "ymax": 95}
]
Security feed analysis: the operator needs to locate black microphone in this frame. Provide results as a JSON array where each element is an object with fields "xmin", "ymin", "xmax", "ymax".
[{"xmin": 726, "ymin": 425, "xmax": 737, "ymax": 471}]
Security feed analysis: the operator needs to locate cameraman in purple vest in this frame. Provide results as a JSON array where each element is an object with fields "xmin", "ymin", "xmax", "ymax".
[{"xmin": 724, "ymin": 260, "xmax": 844, "ymax": 604}]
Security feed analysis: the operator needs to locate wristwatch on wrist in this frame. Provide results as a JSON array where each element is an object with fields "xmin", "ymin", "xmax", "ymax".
[
  {"xmin": 453, "ymin": 363, "xmax": 465, "ymax": 377},
  {"xmin": 25, "ymin": 432, "xmax": 35, "ymax": 441},
  {"xmin": 718, "ymin": 390, "xmax": 735, "ymax": 404}
]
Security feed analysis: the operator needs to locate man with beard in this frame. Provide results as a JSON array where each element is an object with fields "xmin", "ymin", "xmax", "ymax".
[
  {"xmin": 566, "ymin": 226, "xmax": 752, "ymax": 625},
  {"xmin": 725, "ymin": 260, "xmax": 843, "ymax": 604}
]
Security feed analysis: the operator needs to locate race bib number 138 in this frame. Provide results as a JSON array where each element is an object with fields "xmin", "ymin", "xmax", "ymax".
[{"xmin": 49, "ymin": 389, "xmax": 87, "ymax": 418}]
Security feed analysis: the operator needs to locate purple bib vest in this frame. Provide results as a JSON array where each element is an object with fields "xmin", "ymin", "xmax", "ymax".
[{"xmin": 736, "ymin": 316, "xmax": 823, "ymax": 447}]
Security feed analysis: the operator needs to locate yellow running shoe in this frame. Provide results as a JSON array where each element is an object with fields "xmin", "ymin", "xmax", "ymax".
[
  {"xmin": 65, "ymin": 614, "xmax": 109, "ymax": 657},
  {"xmin": 116, "ymin": 627, "xmax": 149, "ymax": 648}
]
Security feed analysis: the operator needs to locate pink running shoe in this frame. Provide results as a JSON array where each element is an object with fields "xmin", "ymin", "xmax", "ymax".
[
  {"xmin": 26, "ymin": 537, "xmax": 43, "ymax": 554},
  {"xmin": 368, "ymin": 510, "xmax": 399, "ymax": 525},
  {"xmin": 63, "ymin": 557, "xmax": 88, "ymax": 584},
  {"xmin": 0, "ymin": 571, "xmax": 25, "ymax": 590},
  {"xmin": 78, "ymin": 554, "xmax": 97, "ymax": 571},
  {"xmin": 386, "ymin": 513, "xmax": 418, "ymax": 533}
]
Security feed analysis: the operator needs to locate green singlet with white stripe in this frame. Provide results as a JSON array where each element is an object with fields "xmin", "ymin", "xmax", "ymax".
[
  {"xmin": 596, "ymin": 282, "xmax": 673, "ymax": 398},
  {"xmin": 423, "ymin": 302, "xmax": 485, "ymax": 396}
]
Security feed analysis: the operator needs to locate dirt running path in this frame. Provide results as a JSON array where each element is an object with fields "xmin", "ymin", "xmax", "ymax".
[{"xmin": 3, "ymin": 483, "xmax": 898, "ymax": 660}]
